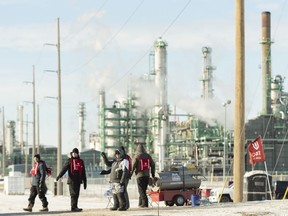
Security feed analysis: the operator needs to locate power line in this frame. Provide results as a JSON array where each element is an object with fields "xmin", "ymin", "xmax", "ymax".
[
  {"xmin": 106, "ymin": 0, "xmax": 192, "ymax": 90},
  {"xmin": 161, "ymin": 0, "xmax": 192, "ymax": 37},
  {"xmin": 62, "ymin": 0, "xmax": 110, "ymax": 43},
  {"xmin": 84, "ymin": 0, "xmax": 192, "ymax": 104},
  {"xmin": 67, "ymin": 0, "xmax": 145, "ymax": 75}
]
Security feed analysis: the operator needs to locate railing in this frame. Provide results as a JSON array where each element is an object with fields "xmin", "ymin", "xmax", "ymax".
[{"xmin": 20, "ymin": 174, "xmax": 288, "ymax": 198}]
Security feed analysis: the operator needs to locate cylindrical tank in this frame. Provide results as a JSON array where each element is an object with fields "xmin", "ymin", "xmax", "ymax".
[{"xmin": 154, "ymin": 167, "xmax": 201, "ymax": 190}]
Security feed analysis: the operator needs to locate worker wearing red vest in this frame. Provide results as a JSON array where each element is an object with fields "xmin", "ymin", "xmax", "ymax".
[
  {"xmin": 56, "ymin": 148, "xmax": 87, "ymax": 212},
  {"xmin": 131, "ymin": 143, "xmax": 155, "ymax": 208},
  {"xmin": 23, "ymin": 154, "xmax": 49, "ymax": 212}
]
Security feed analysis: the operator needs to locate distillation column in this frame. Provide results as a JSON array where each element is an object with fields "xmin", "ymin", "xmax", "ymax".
[
  {"xmin": 98, "ymin": 89, "xmax": 106, "ymax": 152},
  {"xmin": 200, "ymin": 47, "xmax": 215, "ymax": 99},
  {"xmin": 78, "ymin": 102, "xmax": 86, "ymax": 152},
  {"xmin": 6, "ymin": 121, "xmax": 15, "ymax": 155},
  {"xmin": 153, "ymin": 37, "xmax": 169, "ymax": 172},
  {"xmin": 260, "ymin": 11, "xmax": 272, "ymax": 115}
]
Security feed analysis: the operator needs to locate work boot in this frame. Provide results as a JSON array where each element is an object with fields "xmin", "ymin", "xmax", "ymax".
[
  {"xmin": 23, "ymin": 203, "xmax": 34, "ymax": 212},
  {"xmin": 71, "ymin": 207, "xmax": 83, "ymax": 212},
  {"xmin": 39, "ymin": 207, "xmax": 49, "ymax": 211},
  {"xmin": 110, "ymin": 207, "xmax": 118, "ymax": 211},
  {"xmin": 118, "ymin": 207, "xmax": 127, "ymax": 211}
]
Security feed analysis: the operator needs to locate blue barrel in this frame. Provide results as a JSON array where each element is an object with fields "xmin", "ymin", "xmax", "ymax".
[{"xmin": 191, "ymin": 194, "xmax": 200, "ymax": 206}]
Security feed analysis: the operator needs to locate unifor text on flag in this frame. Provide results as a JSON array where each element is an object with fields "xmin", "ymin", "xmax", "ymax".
[{"xmin": 248, "ymin": 136, "xmax": 266, "ymax": 165}]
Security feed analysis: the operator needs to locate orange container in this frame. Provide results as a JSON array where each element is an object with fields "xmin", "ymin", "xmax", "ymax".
[{"xmin": 201, "ymin": 188, "xmax": 211, "ymax": 197}]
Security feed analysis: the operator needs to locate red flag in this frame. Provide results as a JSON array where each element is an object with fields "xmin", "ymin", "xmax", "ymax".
[{"xmin": 248, "ymin": 136, "xmax": 266, "ymax": 165}]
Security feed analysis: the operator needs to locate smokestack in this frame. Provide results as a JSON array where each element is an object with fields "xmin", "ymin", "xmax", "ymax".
[{"xmin": 261, "ymin": 11, "xmax": 272, "ymax": 115}]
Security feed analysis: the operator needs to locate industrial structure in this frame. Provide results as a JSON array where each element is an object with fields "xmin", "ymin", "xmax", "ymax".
[
  {"xmin": 245, "ymin": 12, "xmax": 288, "ymax": 173},
  {"xmin": 1, "ymin": 11, "xmax": 288, "ymax": 178},
  {"xmin": 93, "ymin": 37, "xmax": 229, "ymax": 175},
  {"xmin": 91, "ymin": 11, "xmax": 288, "ymax": 175}
]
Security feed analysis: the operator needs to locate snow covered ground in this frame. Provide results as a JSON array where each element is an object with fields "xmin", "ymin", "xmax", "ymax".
[{"xmin": 0, "ymin": 189, "xmax": 288, "ymax": 216}]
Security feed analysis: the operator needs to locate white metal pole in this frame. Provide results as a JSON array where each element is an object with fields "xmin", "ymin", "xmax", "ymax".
[
  {"xmin": 223, "ymin": 105, "xmax": 227, "ymax": 179},
  {"xmin": 223, "ymin": 100, "xmax": 231, "ymax": 179},
  {"xmin": 32, "ymin": 65, "xmax": 36, "ymax": 161},
  {"xmin": 56, "ymin": 17, "xmax": 63, "ymax": 196},
  {"xmin": 1, "ymin": 107, "xmax": 6, "ymax": 176}
]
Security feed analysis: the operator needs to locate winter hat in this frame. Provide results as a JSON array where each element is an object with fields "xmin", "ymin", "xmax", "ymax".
[
  {"xmin": 34, "ymin": 154, "xmax": 40, "ymax": 160},
  {"xmin": 120, "ymin": 146, "xmax": 126, "ymax": 154},
  {"xmin": 72, "ymin": 148, "xmax": 79, "ymax": 154}
]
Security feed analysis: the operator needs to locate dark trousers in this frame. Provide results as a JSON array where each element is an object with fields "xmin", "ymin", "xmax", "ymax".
[
  {"xmin": 124, "ymin": 180, "xmax": 130, "ymax": 209},
  {"xmin": 28, "ymin": 185, "xmax": 48, "ymax": 207},
  {"xmin": 112, "ymin": 192, "xmax": 126, "ymax": 209},
  {"xmin": 137, "ymin": 176, "xmax": 149, "ymax": 207},
  {"xmin": 112, "ymin": 185, "xmax": 126, "ymax": 210},
  {"xmin": 69, "ymin": 182, "xmax": 81, "ymax": 209}
]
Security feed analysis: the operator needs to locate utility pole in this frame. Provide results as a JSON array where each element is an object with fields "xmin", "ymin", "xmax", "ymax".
[
  {"xmin": 32, "ymin": 66, "xmax": 36, "ymax": 161},
  {"xmin": 1, "ymin": 107, "xmax": 6, "ymax": 176},
  {"xmin": 44, "ymin": 18, "xmax": 63, "ymax": 195},
  {"xmin": 234, "ymin": 0, "xmax": 245, "ymax": 203},
  {"xmin": 56, "ymin": 17, "xmax": 63, "ymax": 196},
  {"xmin": 25, "ymin": 114, "xmax": 29, "ymax": 177},
  {"xmin": 24, "ymin": 66, "xmax": 36, "ymax": 165},
  {"xmin": 18, "ymin": 105, "xmax": 24, "ymax": 155},
  {"xmin": 37, "ymin": 104, "xmax": 40, "ymax": 154}
]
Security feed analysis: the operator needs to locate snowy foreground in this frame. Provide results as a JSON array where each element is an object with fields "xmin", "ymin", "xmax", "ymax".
[{"xmin": 0, "ymin": 191, "xmax": 288, "ymax": 216}]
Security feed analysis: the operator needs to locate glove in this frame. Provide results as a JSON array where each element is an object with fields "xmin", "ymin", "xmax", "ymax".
[
  {"xmin": 84, "ymin": 182, "xmax": 87, "ymax": 190},
  {"xmin": 100, "ymin": 169, "xmax": 110, "ymax": 175},
  {"xmin": 101, "ymin": 152, "xmax": 106, "ymax": 158},
  {"xmin": 153, "ymin": 177, "xmax": 158, "ymax": 185},
  {"xmin": 56, "ymin": 176, "xmax": 59, "ymax": 181}
]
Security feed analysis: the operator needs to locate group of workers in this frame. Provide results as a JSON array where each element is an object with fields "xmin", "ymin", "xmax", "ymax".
[{"xmin": 23, "ymin": 143, "xmax": 155, "ymax": 212}]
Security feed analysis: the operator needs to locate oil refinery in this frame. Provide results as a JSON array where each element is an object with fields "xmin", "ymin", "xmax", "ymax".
[{"xmin": 1, "ymin": 11, "xmax": 288, "ymax": 178}]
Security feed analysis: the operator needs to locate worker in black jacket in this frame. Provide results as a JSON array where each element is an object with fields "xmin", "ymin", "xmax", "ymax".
[
  {"xmin": 23, "ymin": 154, "xmax": 49, "ymax": 212},
  {"xmin": 101, "ymin": 148, "xmax": 129, "ymax": 211},
  {"xmin": 131, "ymin": 143, "xmax": 155, "ymax": 208},
  {"xmin": 101, "ymin": 146, "xmax": 132, "ymax": 210},
  {"xmin": 56, "ymin": 148, "xmax": 87, "ymax": 212}
]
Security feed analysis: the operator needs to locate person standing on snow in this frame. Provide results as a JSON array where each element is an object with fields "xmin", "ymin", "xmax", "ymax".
[
  {"xmin": 120, "ymin": 146, "xmax": 132, "ymax": 209},
  {"xmin": 107, "ymin": 148, "xmax": 129, "ymax": 211},
  {"xmin": 131, "ymin": 143, "xmax": 155, "ymax": 208},
  {"xmin": 56, "ymin": 148, "xmax": 87, "ymax": 212},
  {"xmin": 100, "ymin": 146, "xmax": 131, "ymax": 210},
  {"xmin": 23, "ymin": 154, "xmax": 49, "ymax": 212}
]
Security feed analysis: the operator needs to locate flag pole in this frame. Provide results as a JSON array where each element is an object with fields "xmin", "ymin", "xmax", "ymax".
[{"xmin": 264, "ymin": 161, "xmax": 273, "ymax": 199}]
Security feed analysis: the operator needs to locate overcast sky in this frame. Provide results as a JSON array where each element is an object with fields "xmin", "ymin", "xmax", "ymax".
[{"xmin": 1, "ymin": 0, "xmax": 288, "ymax": 153}]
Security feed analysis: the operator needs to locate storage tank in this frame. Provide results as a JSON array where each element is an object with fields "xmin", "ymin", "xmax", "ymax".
[{"xmin": 153, "ymin": 167, "xmax": 202, "ymax": 190}]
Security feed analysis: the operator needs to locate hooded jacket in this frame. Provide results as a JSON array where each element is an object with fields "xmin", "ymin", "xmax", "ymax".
[
  {"xmin": 110, "ymin": 148, "xmax": 129, "ymax": 184},
  {"xmin": 131, "ymin": 144, "xmax": 155, "ymax": 179},
  {"xmin": 57, "ymin": 154, "xmax": 87, "ymax": 185},
  {"xmin": 31, "ymin": 160, "xmax": 47, "ymax": 186}
]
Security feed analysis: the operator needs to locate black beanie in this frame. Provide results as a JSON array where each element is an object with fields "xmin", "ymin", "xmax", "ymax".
[
  {"xmin": 72, "ymin": 148, "xmax": 79, "ymax": 154},
  {"xmin": 34, "ymin": 154, "xmax": 40, "ymax": 160}
]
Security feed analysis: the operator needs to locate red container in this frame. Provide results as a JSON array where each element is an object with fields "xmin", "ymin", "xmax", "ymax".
[{"xmin": 201, "ymin": 188, "xmax": 211, "ymax": 197}]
